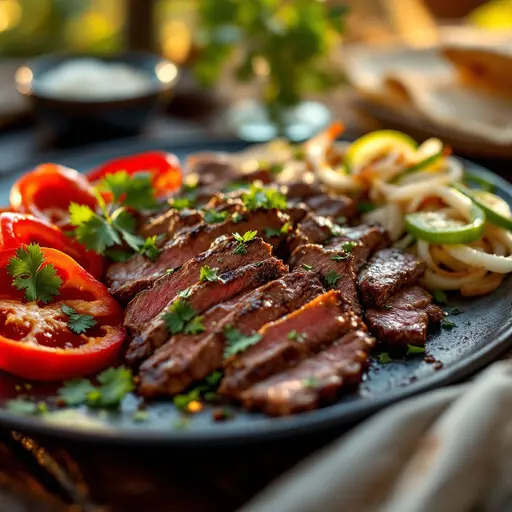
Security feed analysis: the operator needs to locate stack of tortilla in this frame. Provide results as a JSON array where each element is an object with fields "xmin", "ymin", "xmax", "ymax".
[{"xmin": 344, "ymin": 34, "xmax": 512, "ymax": 157}]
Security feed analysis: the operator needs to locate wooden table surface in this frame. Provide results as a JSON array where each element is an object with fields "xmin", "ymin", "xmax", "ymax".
[{"xmin": 0, "ymin": 84, "xmax": 510, "ymax": 512}]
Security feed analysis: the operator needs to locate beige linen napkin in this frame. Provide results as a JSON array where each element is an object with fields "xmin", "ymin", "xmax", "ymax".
[{"xmin": 241, "ymin": 362, "xmax": 512, "ymax": 512}]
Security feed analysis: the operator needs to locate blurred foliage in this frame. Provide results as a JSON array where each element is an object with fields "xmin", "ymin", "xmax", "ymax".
[
  {"xmin": 194, "ymin": 0, "xmax": 347, "ymax": 109},
  {"xmin": 468, "ymin": 0, "xmax": 512, "ymax": 29},
  {"xmin": 0, "ymin": 0, "xmax": 123, "ymax": 57}
]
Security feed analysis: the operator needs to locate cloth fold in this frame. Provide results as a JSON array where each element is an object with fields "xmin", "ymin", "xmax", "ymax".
[{"xmin": 241, "ymin": 363, "xmax": 512, "ymax": 512}]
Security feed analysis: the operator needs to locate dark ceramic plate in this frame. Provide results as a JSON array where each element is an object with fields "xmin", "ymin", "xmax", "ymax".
[{"xmin": 0, "ymin": 139, "xmax": 510, "ymax": 445}]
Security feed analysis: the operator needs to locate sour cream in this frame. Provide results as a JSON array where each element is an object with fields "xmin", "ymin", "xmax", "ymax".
[{"xmin": 37, "ymin": 59, "xmax": 155, "ymax": 100}]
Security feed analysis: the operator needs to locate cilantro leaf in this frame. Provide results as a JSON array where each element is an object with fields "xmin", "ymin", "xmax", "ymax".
[
  {"xmin": 178, "ymin": 287, "xmax": 192, "ymax": 299},
  {"xmin": 241, "ymin": 184, "xmax": 288, "ymax": 211},
  {"xmin": 233, "ymin": 230, "xmax": 258, "ymax": 254},
  {"xmin": 325, "ymin": 270, "xmax": 341, "ymax": 288},
  {"xmin": 100, "ymin": 171, "xmax": 160, "ymax": 210},
  {"xmin": 223, "ymin": 325, "xmax": 262, "ymax": 358},
  {"xmin": 173, "ymin": 370, "xmax": 223, "ymax": 411},
  {"xmin": 57, "ymin": 378, "xmax": 96, "ymax": 406},
  {"xmin": 58, "ymin": 368, "xmax": 134, "ymax": 408},
  {"xmin": 223, "ymin": 181, "xmax": 250, "ymax": 193},
  {"xmin": 331, "ymin": 254, "xmax": 349, "ymax": 262},
  {"xmin": 203, "ymin": 209, "xmax": 229, "ymax": 224},
  {"xmin": 111, "ymin": 208, "xmax": 144, "ymax": 251},
  {"xmin": 288, "ymin": 330, "xmax": 307, "ymax": 342},
  {"xmin": 139, "ymin": 236, "xmax": 161, "ymax": 261},
  {"xmin": 302, "ymin": 263, "xmax": 313, "ymax": 270},
  {"xmin": 378, "ymin": 352, "xmax": 392, "ymax": 364},
  {"xmin": 163, "ymin": 299, "xmax": 201, "ymax": 335},
  {"xmin": 441, "ymin": 318, "xmax": 456, "ymax": 330},
  {"xmin": 264, "ymin": 227, "xmax": 281, "ymax": 238},
  {"xmin": 433, "ymin": 289, "xmax": 448, "ymax": 304},
  {"xmin": 104, "ymin": 248, "xmax": 133, "ymax": 262},
  {"xmin": 61, "ymin": 304, "xmax": 97, "ymax": 335},
  {"xmin": 406, "ymin": 344, "xmax": 426, "ymax": 356},
  {"xmin": 199, "ymin": 265, "xmax": 223, "ymax": 283},
  {"xmin": 7, "ymin": 244, "xmax": 62, "ymax": 303},
  {"xmin": 341, "ymin": 241, "xmax": 357, "ymax": 253},
  {"xmin": 170, "ymin": 197, "xmax": 194, "ymax": 210},
  {"xmin": 231, "ymin": 212, "xmax": 244, "ymax": 223}
]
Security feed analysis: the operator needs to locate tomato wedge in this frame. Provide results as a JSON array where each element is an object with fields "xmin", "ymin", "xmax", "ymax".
[
  {"xmin": 0, "ymin": 213, "xmax": 104, "ymax": 279},
  {"xmin": 0, "ymin": 247, "xmax": 125, "ymax": 381},
  {"xmin": 10, "ymin": 164, "xmax": 97, "ymax": 229},
  {"xmin": 87, "ymin": 151, "xmax": 182, "ymax": 199}
]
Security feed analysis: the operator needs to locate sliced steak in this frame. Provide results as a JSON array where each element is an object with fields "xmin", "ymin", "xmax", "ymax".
[
  {"xmin": 284, "ymin": 203, "xmax": 310, "ymax": 224},
  {"xmin": 137, "ymin": 271, "xmax": 324, "ymax": 397},
  {"xmin": 241, "ymin": 330, "xmax": 375, "ymax": 416},
  {"xmin": 186, "ymin": 154, "xmax": 239, "ymax": 187},
  {"xmin": 139, "ymin": 209, "xmax": 203, "ymax": 238},
  {"xmin": 125, "ymin": 257, "xmax": 287, "ymax": 366},
  {"xmin": 287, "ymin": 213, "xmax": 338, "ymax": 253},
  {"xmin": 325, "ymin": 223, "xmax": 390, "ymax": 270},
  {"xmin": 124, "ymin": 236, "xmax": 273, "ymax": 333},
  {"xmin": 283, "ymin": 182, "xmax": 323, "ymax": 200},
  {"xmin": 290, "ymin": 244, "xmax": 360, "ymax": 315},
  {"xmin": 107, "ymin": 208, "xmax": 289, "ymax": 300},
  {"xmin": 220, "ymin": 290, "xmax": 363, "ymax": 397},
  {"xmin": 358, "ymin": 248, "xmax": 427, "ymax": 308},
  {"xmin": 305, "ymin": 194, "xmax": 357, "ymax": 221},
  {"xmin": 365, "ymin": 286, "xmax": 443, "ymax": 346}
]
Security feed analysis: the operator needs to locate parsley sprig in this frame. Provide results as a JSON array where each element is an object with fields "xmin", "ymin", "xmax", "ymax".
[
  {"xmin": 173, "ymin": 371, "xmax": 223, "ymax": 411},
  {"xmin": 57, "ymin": 367, "xmax": 134, "ymax": 408},
  {"xmin": 199, "ymin": 265, "xmax": 224, "ymax": 283},
  {"xmin": 223, "ymin": 325, "xmax": 262, "ymax": 358},
  {"xmin": 233, "ymin": 230, "xmax": 258, "ymax": 254},
  {"xmin": 163, "ymin": 299, "xmax": 205, "ymax": 335},
  {"xmin": 203, "ymin": 209, "xmax": 229, "ymax": 224},
  {"xmin": 61, "ymin": 304, "xmax": 97, "ymax": 335},
  {"xmin": 325, "ymin": 269, "xmax": 341, "ymax": 288},
  {"xmin": 7, "ymin": 244, "xmax": 62, "ymax": 303},
  {"xmin": 241, "ymin": 184, "xmax": 288, "ymax": 211}
]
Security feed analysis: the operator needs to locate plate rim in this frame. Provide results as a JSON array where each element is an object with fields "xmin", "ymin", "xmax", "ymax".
[{"xmin": 0, "ymin": 138, "xmax": 511, "ymax": 445}]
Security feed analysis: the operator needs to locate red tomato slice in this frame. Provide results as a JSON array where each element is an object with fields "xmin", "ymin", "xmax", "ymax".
[
  {"xmin": 0, "ymin": 247, "xmax": 125, "ymax": 381},
  {"xmin": 10, "ymin": 164, "xmax": 97, "ymax": 229},
  {"xmin": 87, "ymin": 151, "xmax": 182, "ymax": 199},
  {"xmin": 0, "ymin": 213, "xmax": 104, "ymax": 279}
]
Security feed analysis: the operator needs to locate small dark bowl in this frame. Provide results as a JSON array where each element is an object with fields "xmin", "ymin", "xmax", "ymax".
[{"xmin": 16, "ymin": 52, "xmax": 180, "ymax": 145}]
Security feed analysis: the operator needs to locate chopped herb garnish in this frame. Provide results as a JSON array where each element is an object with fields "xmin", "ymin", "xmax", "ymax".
[
  {"xmin": 139, "ymin": 236, "xmax": 161, "ymax": 261},
  {"xmin": 203, "ymin": 209, "xmax": 229, "ymax": 224},
  {"xmin": 378, "ymin": 352, "xmax": 392, "ymax": 364},
  {"xmin": 264, "ymin": 227, "xmax": 281, "ymax": 238},
  {"xmin": 288, "ymin": 330, "xmax": 308, "ymax": 342},
  {"xmin": 406, "ymin": 344, "xmax": 425, "ymax": 356},
  {"xmin": 358, "ymin": 201, "xmax": 377, "ymax": 214},
  {"xmin": 254, "ymin": 261, "xmax": 265, "ymax": 267},
  {"xmin": 447, "ymin": 307, "xmax": 464, "ymax": 316},
  {"xmin": 173, "ymin": 371, "xmax": 223, "ymax": 411},
  {"xmin": 302, "ymin": 263, "xmax": 313, "ymax": 271},
  {"xmin": 178, "ymin": 287, "xmax": 192, "ymax": 299},
  {"xmin": 329, "ymin": 223, "xmax": 343, "ymax": 237},
  {"xmin": 170, "ymin": 197, "xmax": 194, "ymax": 210},
  {"xmin": 302, "ymin": 377, "xmax": 319, "ymax": 389},
  {"xmin": 104, "ymin": 248, "xmax": 132, "ymax": 262},
  {"xmin": 233, "ymin": 230, "xmax": 258, "ymax": 254},
  {"xmin": 331, "ymin": 254, "xmax": 349, "ymax": 262},
  {"xmin": 335, "ymin": 215, "xmax": 346, "ymax": 225},
  {"xmin": 341, "ymin": 241, "xmax": 357, "ymax": 253},
  {"xmin": 58, "ymin": 367, "xmax": 134, "ymax": 408},
  {"xmin": 223, "ymin": 325, "xmax": 262, "ymax": 358},
  {"xmin": 199, "ymin": 265, "xmax": 224, "ymax": 283},
  {"xmin": 223, "ymin": 181, "xmax": 250, "ymax": 193},
  {"xmin": 98, "ymin": 171, "xmax": 160, "ymax": 211},
  {"xmin": 165, "ymin": 268, "xmax": 175, "ymax": 275},
  {"xmin": 6, "ymin": 399, "xmax": 38, "ymax": 415},
  {"xmin": 61, "ymin": 304, "xmax": 97, "ymax": 335},
  {"xmin": 7, "ymin": 244, "xmax": 62, "ymax": 303},
  {"xmin": 325, "ymin": 270, "xmax": 341, "ymax": 288},
  {"xmin": 383, "ymin": 304, "xmax": 393, "ymax": 310},
  {"xmin": 241, "ymin": 184, "xmax": 287, "ymax": 211},
  {"xmin": 433, "ymin": 289, "xmax": 448, "ymax": 304},
  {"xmin": 163, "ymin": 299, "xmax": 204, "ymax": 335},
  {"xmin": 441, "ymin": 318, "xmax": 457, "ymax": 330},
  {"xmin": 132, "ymin": 410, "xmax": 149, "ymax": 422},
  {"xmin": 231, "ymin": 212, "xmax": 243, "ymax": 223}
]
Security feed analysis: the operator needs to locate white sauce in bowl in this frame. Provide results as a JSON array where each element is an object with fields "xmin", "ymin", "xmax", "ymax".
[{"xmin": 37, "ymin": 59, "xmax": 155, "ymax": 100}]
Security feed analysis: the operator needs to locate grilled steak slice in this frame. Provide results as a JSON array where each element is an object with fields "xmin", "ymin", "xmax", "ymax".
[
  {"xmin": 125, "ymin": 257, "xmax": 286, "ymax": 366},
  {"xmin": 290, "ymin": 244, "xmax": 360, "ymax": 315},
  {"xmin": 358, "ymin": 248, "xmax": 427, "ymax": 308},
  {"xmin": 325, "ymin": 224, "xmax": 390, "ymax": 270},
  {"xmin": 284, "ymin": 203, "xmax": 310, "ymax": 224},
  {"xmin": 106, "ymin": 208, "xmax": 289, "ymax": 300},
  {"xmin": 283, "ymin": 182, "xmax": 323, "ymax": 200},
  {"xmin": 304, "ymin": 194, "xmax": 357, "ymax": 221},
  {"xmin": 220, "ymin": 290, "xmax": 363, "ymax": 397},
  {"xmin": 186, "ymin": 154, "xmax": 240, "ymax": 187},
  {"xmin": 137, "ymin": 271, "xmax": 324, "ymax": 397},
  {"xmin": 365, "ymin": 286, "xmax": 443, "ymax": 346},
  {"xmin": 139, "ymin": 209, "xmax": 203, "ymax": 238},
  {"xmin": 124, "ymin": 236, "xmax": 273, "ymax": 334},
  {"xmin": 288, "ymin": 213, "xmax": 338, "ymax": 253},
  {"xmin": 241, "ymin": 330, "xmax": 375, "ymax": 416}
]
